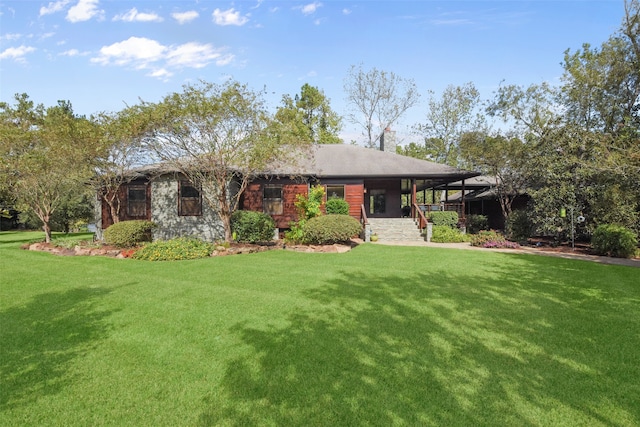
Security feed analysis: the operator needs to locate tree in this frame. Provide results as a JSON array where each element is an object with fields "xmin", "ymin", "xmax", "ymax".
[
  {"xmin": 486, "ymin": 81, "xmax": 559, "ymax": 139},
  {"xmin": 0, "ymin": 95, "xmax": 100, "ymax": 242},
  {"xmin": 91, "ymin": 108, "xmax": 148, "ymax": 224},
  {"xmin": 274, "ymin": 83, "xmax": 342, "ymax": 144},
  {"xmin": 141, "ymin": 80, "xmax": 304, "ymax": 242},
  {"xmin": 561, "ymin": 0, "xmax": 639, "ymax": 134},
  {"xmin": 413, "ymin": 83, "xmax": 484, "ymax": 167},
  {"xmin": 344, "ymin": 65, "xmax": 420, "ymax": 148},
  {"xmin": 460, "ymin": 131, "xmax": 529, "ymax": 221}
]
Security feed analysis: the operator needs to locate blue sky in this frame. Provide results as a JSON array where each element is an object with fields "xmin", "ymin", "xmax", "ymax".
[{"xmin": 0, "ymin": 0, "xmax": 625, "ymax": 144}]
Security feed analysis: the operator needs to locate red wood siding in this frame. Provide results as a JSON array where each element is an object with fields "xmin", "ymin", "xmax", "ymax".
[
  {"xmin": 241, "ymin": 181, "xmax": 308, "ymax": 229},
  {"xmin": 345, "ymin": 183, "xmax": 364, "ymax": 219},
  {"xmin": 101, "ymin": 180, "xmax": 151, "ymax": 229},
  {"xmin": 242, "ymin": 180, "xmax": 366, "ymax": 228}
]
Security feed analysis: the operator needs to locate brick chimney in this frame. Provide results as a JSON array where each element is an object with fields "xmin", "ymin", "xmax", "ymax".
[{"xmin": 380, "ymin": 127, "xmax": 397, "ymax": 153}]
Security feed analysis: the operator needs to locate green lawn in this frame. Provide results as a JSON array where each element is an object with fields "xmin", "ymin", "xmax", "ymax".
[{"xmin": 1, "ymin": 231, "xmax": 639, "ymax": 426}]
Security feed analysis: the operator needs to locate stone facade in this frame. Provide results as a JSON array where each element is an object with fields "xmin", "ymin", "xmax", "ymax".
[{"xmin": 150, "ymin": 175, "xmax": 224, "ymax": 242}]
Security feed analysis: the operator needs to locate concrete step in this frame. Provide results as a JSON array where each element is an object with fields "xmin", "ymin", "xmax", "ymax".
[{"xmin": 368, "ymin": 218, "xmax": 423, "ymax": 242}]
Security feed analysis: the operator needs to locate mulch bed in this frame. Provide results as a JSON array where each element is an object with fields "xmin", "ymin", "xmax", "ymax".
[{"xmin": 24, "ymin": 239, "xmax": 361, "ymax": 258}]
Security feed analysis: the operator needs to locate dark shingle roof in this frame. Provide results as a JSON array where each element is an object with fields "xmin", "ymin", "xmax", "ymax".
[{"xmin": 262, "ymin": 144, "xmax": 479, "ymax": 180}]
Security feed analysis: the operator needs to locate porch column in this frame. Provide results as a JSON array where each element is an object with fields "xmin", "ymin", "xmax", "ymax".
[
  {"xmin": 411, "ymin": 179, "xmax": 417, "ymax": 218},
  {"xmin": 461, "ymin": 179, "xmax": 466, "ymax": 221}
]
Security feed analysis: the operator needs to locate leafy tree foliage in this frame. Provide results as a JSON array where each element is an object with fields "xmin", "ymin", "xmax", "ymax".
[
  {"xmin": 140, "ymin": 80, "xmax": 305, "ymax": 242},
  {"xmin": 460, "ymin": 132, "xmax": 528, "ymax": 221},
  {"xmin": 413, "ymin": 83, "xmax": 484, "ymax": 166},
  {"xmin": 274, "ymin": 83, "xmax": 342, "ymax": 144},
  {"xmin": 344, "ymin": 64, "xmax": 420, "ymax": 148},
  {"xmin": 91, "ymin": 108, "xmax": 148, "ymax": 224},
  {"xmin": 0, "ymin": 94, "xmax": 100, "ymax": 242},
  {"xmin": 561, "ymin": 1, "xmax": 639, "ymax": 134}
]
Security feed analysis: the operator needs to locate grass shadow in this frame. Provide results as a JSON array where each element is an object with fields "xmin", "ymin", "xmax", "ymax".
[
  {"xmin": 0, "ymin": 287, "xmax": 114, "ymax": 410},
  {"xmin": 200, "ymin": 253, "xmax": 640, "ymax": 426}
]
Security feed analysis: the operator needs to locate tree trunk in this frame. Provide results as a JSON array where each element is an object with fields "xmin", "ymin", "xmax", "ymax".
[
  {"xmin": 42, "ymin": 215, "xmax": 52, "ymax": 243},
  {"xmin": 104, "ymin": 192, "xmax": 120, "ymax": 224}
]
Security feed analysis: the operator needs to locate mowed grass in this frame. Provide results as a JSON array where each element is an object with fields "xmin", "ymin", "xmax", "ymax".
[{"xmin": 1, "ymin": 231, "xmax": 639, "ymax": 426}]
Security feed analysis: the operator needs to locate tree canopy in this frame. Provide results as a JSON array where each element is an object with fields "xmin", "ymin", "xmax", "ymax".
[
  {"xmin": 344, "ymin": 64, "xmax": 420, "ymax": 148},
  {"xmin": 139, "ymin": 79, "xmax": 307, "ymax": 242},
  {"xmin": 274, "ymin": 83, "xmax": 342, "ymax": 144},
  {"xmin": 0, "ymin": 95, "xmax": 101, "ymax": 242}
]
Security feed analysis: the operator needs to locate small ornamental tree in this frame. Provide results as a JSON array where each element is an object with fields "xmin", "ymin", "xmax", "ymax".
[{"xmin": 286, "ymin": 185, "xmax": 325, "ymax": 243}]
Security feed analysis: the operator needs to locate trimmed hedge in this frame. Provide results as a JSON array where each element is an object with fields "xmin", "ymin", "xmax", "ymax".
[
  {"xmin": 591, "ymin": 224, "xmax": 638, "ymax": 258},
  {"xmin": 302, "ymin": 214, "xmax": 362, "ymax": 244},
  {"xmin": 231, "ymin": 210, "xmax": 276, "ymax": 243},
  {"xmin": 103, "ymin": 220, "xmax": 156, "ymax": 248},
  {"xmin": 132, "ymin": 237, "xmax": 214, "ymax": 261},
  {"xmin": 429, "ymin": 211, "xmax": 459, "ymax": 228},
  {"xmin": 325, "ymin": 198, "xmax": 350, "ymax": 215},
  {"xmin": 430, "ymin": 225, "xmax": 469, "ymax": 243}
]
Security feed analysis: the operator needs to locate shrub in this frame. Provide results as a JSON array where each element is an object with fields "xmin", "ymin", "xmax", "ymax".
[
  {"xmin": 103, "ymin": 220, "xmax": 156, "ymax": 248},
  {"xmin": 430, "ymin": 225, "xmax": 469, "ymax": 243},
  {"xmin": 470, "ymin": 230, "xmax": 520, "ymax": 249},
  {"xmin": 466, "ymin": 214, "xmax": 489, "ymax": 234},
  {"xmin": 302, "ymin": 214, "xmax": 362, "ymax": 244},
  {"xmin": 132, "ymin": 237, "xmax": 214, "ymax": 261},
  {"xmin": 231, "ymin": 210, "xmax": 276, "ymax": 243},
  {"xmin": 506, "ymin": 210, "xmax": 533, "ymax": 242},
  {"xmin": 325, "ymin": 197, "xmax": 350, "ymax": 215},
  {"xmin": 287, "ymin": 185, "xmax": 326, "ymax": 243},
  {"xmin": 591, "ymin": 224, "xmax": 638, "ymax": 258},
  {"xmin": 429, "ymin": 211, "xmax": 459, "ymax": 228}
]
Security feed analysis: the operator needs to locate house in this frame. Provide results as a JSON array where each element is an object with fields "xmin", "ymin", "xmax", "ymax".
[
  {"xmin": 445, "ymin": 176, "xmax": 530, "ymax": 230},
  {"xmin": 97, "ymin": 129, "xmax": 480, "ymax": 241}
]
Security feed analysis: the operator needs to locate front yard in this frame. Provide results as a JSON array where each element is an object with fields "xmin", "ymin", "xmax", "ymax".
[{"xmin": 1, "ymin": 231, "xmax": 639, "ymax": 426}]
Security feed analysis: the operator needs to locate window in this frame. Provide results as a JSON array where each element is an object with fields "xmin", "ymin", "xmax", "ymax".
[
  {"xmin": 127, "ymin": 185, "xmax": 147, "ymax": 217},
  {"xmin": 326, "ymin": 185, "xmax": 345, "ymax": 200},
  {"xmin": 263, "ymin": 184, "xmax": 283, "ymax": 215},
  {"xmin": 179, "ymin": 181, "xmax": 202, "ymax": 216}
]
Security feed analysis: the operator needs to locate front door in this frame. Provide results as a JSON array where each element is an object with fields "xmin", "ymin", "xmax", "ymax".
[{"xmin": 369, "ymin": 189, "xmax": 386, "ymax": 216}]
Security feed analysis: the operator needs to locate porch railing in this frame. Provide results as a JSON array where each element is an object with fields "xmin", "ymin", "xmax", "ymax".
[
  {"xmin": 412, "ymin": 202, "xmax": 465, "ymax": 230},
  {"xmin": 360, "ymin": 204, "xmax": 370, "ymax": 241},
  {"xmin": 416, "ymin": 203, "xmax": 463, "ymax": 218},
  {"xmin": 412, "ymin": 202, "xmax": 429, "ymax": 231}
]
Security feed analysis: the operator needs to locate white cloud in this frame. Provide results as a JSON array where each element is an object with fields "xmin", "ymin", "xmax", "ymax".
[
  {"xmin": 91, "ymin": 37, "xmax": 233, "ymax": 78},
  {"xmin": 212, "ymin": 8, "xmax": 249, "ymax": 26},
  {"xmin": 113, "ymin": 8, "xmax": 163, "ymax": 23},
  {"xmin": 0, "ymin": 33, "xmax": 22, "ymax": 41},
  {"xmin": 342, "ymin": 8, "xmax": 352, "ymax": 15},
  {"xmin": 149, "ymin": 68, "xmax": 173, "ymax": 80},
  {"xmin": 61, "ymin": 48, "xmax": 80, "ymax": 56},
  {"xmin": 300, "ymin": 2, "xmax": 322, "ymax": 15},
  {"xmin": 66, "ymin": 0, "xmax": 104, "ymax": 23},
  {"xmin": 172, "ymin": 10, "xmax": 199, "ymax": 25},
  {"xmin": 0, "ymin": 45, "xmax": 36, "ymax": 63},
  {"xmin": 60, "ymin": 48, "xmax": 89, "ymax": 56},
  {"xmin": 91, "ymin": 37, "xmax": 166, "ymax": 67},
  {"xmin": 166, "ymin": 42, "xmax": 225, "ymax": 69},
  {"xmin": 40, "ymin": 0, "xmax": 71, "ymax": 16}
]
